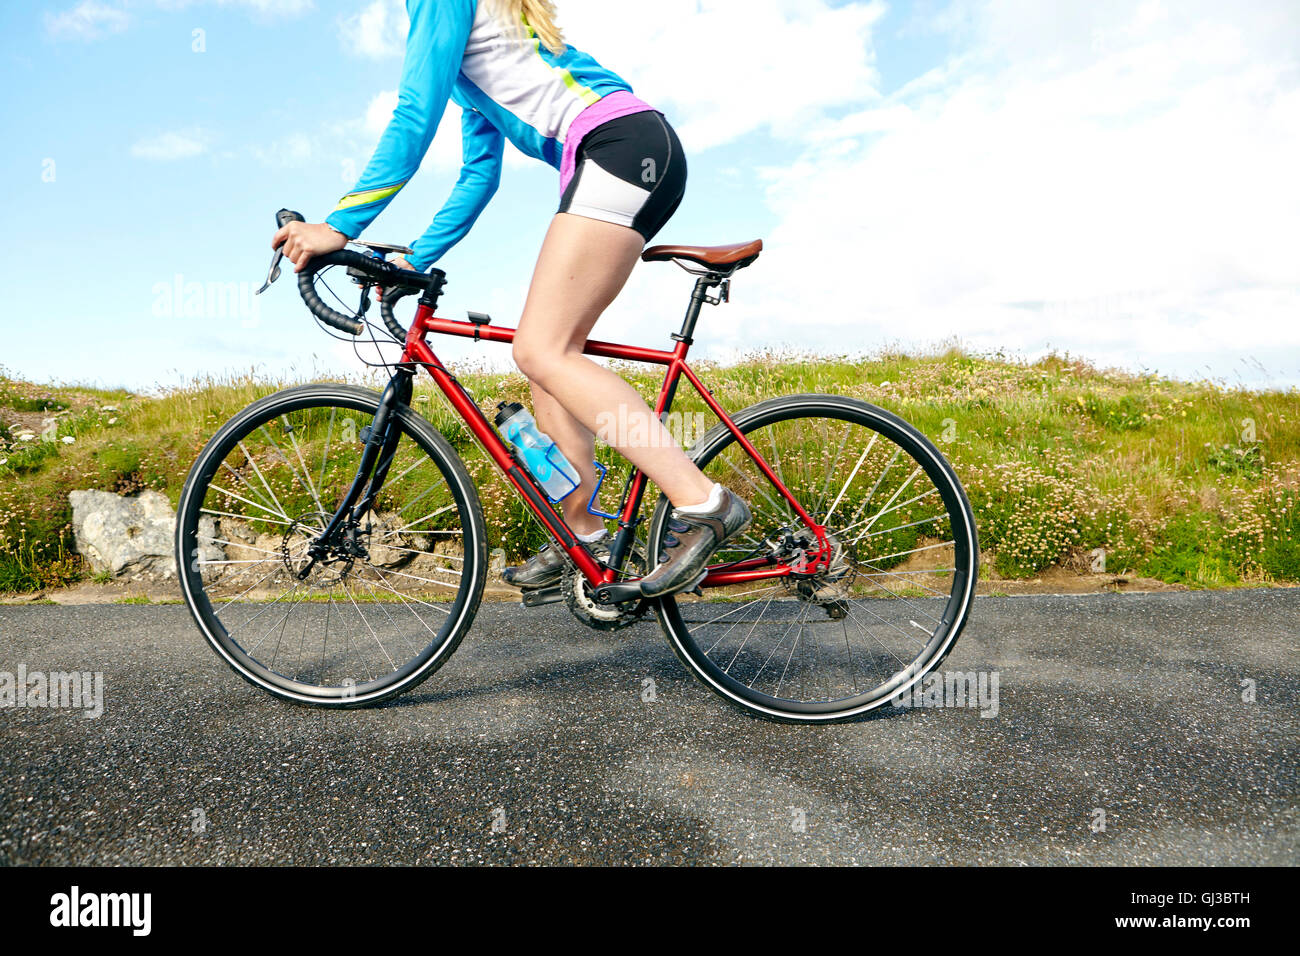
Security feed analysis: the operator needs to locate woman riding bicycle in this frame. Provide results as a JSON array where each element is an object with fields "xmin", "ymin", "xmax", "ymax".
[{"xmin": 272, "ymin": 0, "xmax": 748, "ymax": 598}]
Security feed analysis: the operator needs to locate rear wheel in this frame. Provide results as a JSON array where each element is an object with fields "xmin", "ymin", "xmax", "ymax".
[
  {"xmin": 649, "ymin": 394, "xmax": 978, "ymax": 722},
  {"xmin": 175, "ymin": 384, "xmax": 486, "ymax": 707}
]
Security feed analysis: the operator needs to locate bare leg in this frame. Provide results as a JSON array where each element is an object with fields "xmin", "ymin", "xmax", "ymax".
[
  {"xmin": 529, "ymin": 382, "xmax": 603, "ymax": 537},
  {"xmin": 512, "ymin": 214, "xmax": 715, "ymax": 525}
]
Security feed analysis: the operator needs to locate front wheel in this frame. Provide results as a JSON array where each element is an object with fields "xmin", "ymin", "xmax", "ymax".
[
  {"xmin": 175, "ymin": 384, "xmax": 487, "ymax": 707},
  {"xmin": 649, "ymin": 394, "xmax": 978, "ymax": 722}
]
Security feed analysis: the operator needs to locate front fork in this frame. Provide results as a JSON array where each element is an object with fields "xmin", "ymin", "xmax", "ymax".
[{"xmin": 299, "ymin": 367, "xmax": 414, "ymax": 578}]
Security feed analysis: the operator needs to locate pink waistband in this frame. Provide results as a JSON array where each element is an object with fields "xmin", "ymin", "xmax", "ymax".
[{"xmin": 560, "ymin": 90, "xmax": 657, "ymax": 195}]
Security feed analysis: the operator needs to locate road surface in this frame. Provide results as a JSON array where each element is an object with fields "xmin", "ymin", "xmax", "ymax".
[{"xmin": 1, "ymin": 589, "xmax": 1296, "ymax": 865}]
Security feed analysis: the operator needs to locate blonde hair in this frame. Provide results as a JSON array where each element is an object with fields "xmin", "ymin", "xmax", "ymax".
[{"xmin": 490, "ymin": 0, "xmax": 566, "ymax": 56}]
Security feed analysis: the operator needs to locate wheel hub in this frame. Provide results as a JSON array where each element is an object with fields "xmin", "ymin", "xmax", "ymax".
[{"xmin": 282, "ymin": 512, "xmax": 361, "ymax": 588}]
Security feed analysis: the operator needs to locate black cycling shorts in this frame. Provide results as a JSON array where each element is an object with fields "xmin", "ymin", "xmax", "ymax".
[{"xmin": 558, "ymin": 109, "xmax": 687, "ymax": 243}]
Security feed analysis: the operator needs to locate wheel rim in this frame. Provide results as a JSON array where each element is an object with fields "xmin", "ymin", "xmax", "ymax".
[
  {"xmin": 655, "ymin": 400, "xmax": 977, "ymax": 718},
  {"xmin": 178, "ymin": 392, "xmax": 478, "ymax": 701}
]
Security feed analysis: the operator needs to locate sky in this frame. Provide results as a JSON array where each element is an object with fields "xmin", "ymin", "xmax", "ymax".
[{"xmin": 2, "ymin": 0, "xmax": 1298, "ymax": 391}]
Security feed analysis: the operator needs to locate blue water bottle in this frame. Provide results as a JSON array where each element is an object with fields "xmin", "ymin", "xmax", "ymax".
[{"xmin": 494, "ymin": 402, "xmax": 581, "ymax": 502}]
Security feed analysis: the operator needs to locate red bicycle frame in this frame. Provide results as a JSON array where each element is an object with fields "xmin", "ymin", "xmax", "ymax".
[{"xmin": 399, "ymin": 282, "xmax": 826, "ymax": 591}]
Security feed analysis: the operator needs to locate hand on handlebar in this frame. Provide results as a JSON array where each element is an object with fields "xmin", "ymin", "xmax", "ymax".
[{"xmin": 272, "ymin": 221, "xmax": 348, "ymax": 273}]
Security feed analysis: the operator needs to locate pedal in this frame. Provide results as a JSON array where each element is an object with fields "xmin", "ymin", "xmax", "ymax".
[
  {"xmin": 520, "ymin": 585, "xmax": 563, "ymax": 607},
  {"xmin": 683, "ymin": 570, "xmax": 707, "ymax": 597}
]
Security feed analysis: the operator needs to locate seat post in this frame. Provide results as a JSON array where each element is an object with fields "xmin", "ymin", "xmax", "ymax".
[{"xmin": 673, "ymin": 274, "xmax": 725, "ymax": 345}]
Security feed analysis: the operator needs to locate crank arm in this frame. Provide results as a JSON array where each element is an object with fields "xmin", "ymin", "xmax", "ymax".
[{"xmin": 521, "ymin": 585, "xmax": 563, "ymax": 608}]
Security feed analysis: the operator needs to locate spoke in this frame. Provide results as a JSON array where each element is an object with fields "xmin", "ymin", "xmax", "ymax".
[
  {"xmin": 716, "ymin": 451, "xmax": 789, "ymax": 527},
  {"xmin": 238, "ymin": 441, "xmax": 290, "ymax": 523},
  {"xmin": 385, "ymin": 454, "xmax": 431, "ymax": 489},
  {"xmin": 854, "ymin": 561, "xmax": 955, "ymax": 597},
  {"xmin": 219, "ymin": 460, "xmax": 280, "ymax": 517},
  {"xmin": 836, "ymin": 598, "xmax": 911, "ymax": 667},
  {"xmin": 384, "ymin": 504, "xmax": 457, "ymax": 536},
  {"xmin": 815, "ymin": 419, "xmax": 852, "ymax": 516},
  {"xmin": 263, "ymin": 586, "xmax": 315, "ymax": 665},
  {"xmin": 207, "ymin": 537, "xmax": 288, "ymax": 558},
  {"xmin": 376, "ymin": 564, "xmax": 462, "ymax": 590},
  {"xmin": 720, "ymin": 587, "xmax": 782, "ymax": 669},
  {"xmin": 695, "ymin": 586, "xmax": 784, "ymax": 652},
  {"xmin": 859, "ymin": 465, "xmax": 922, "ymax": 537},
  {"xmin": 208, "ymin": 483, "xmax": 292, "ymax": 523},
  {"xmin": 199, "ymin": 558, "xmax": 281, "ymax": 566},
  {"xmin": 867, "ymin": 540, "xmax": 953, "ymax": 564},
  {"xmin": 366, "ymin": 541, "xmax": 463, "ymax": 562},
  {"xmin": 839, "ymin": 593, "xmax": 929, "ymax": 649},
  {"xmin": 818, "ymin": 574, "xmax": 942, "ymax": 625},
  {"xmin": 318, "ymin": 407, "xmax": 336, "ymax": 495},
  {"xmin": 841, "ymin": 446, "xmax": 902, "ymax": 536},
  {"xmin": 763, "ymin": 422, "xmax": 797, "ymax": 524},
  {"xmin": 395, "ymin": 479, "xmax": 448, "ymax": 519},
  {"xmin": 847, "ymin": 510, "xmax": 949, "ymax": 546},
  {"xmin": 363, "ymin": 566, "xmax": 451, "ymax": 617},
  {"xmin": 835, "ymin": 486, "xmax": 939, "ymax": 538},
  {"xmin": 344, "ymin": 582, "xmax": 398, "ymax": 672},
  {"xmin": 214, "ymin": 563, "xmax": 286, "ymax": 609},
  {"xmin": 279, "ymin": 418, "xmax": 327, "ymax": 517},
  {"xmin": 750, "ymin": 597, "xmax": 817, "ymax": 690},
  {"xmin": 224, "ymin": 582, "xmax": 304, "ymax": 646},
  {"xmin": 824, "ymin": 434, "xmax": 877, "ymax": 526},
  {"xmin": 351, "ymin": 575, "xmax": 426, "ymax": 660},
  {"xmin": 200, "ymin": 507, "xmax": 295, "ymax": 528}
]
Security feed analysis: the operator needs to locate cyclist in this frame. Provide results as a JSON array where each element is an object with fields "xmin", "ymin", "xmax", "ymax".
[{"xmin": 271, "ymin": 0, "xmax": 749, "ymax": 597}]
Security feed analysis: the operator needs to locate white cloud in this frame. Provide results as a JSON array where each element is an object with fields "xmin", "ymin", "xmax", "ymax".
[
  {"xmin": 131, "ymin": 128, "xmax": 209, "ymax": 161},
  {"xmin": 45, "ymin": 0, "xmax": 129, "ymax": 40},
  {"xmin": 252, "ymin": 132, "xmax": 313, "ymax": 167},
  {"xmin": 314, "ymin": 0, "xmax": 1300, "ymax": 386},
  {"xmin": 340, "ymin": 0, "xmax": 408, "ymax": 58},
  {"xmin": 701, "ymin": 0, "xmax": 1300, "ymax": 384},
  {"xmin": 363, "ymin": 89, "xmax": 400, "ymax": 135},
  {"xmin": 338, "ymin": 0, "xmax": 883, "ymax": 149},
  {"xmin": 561, "ymin": 0, "xmax": 886, "ymax": 149},
  {"xmin": 156, "ymin": 0, "xmax": 315, "ymax": 16},
  {"xmin": 49, "ymin": 0, "xmax": 313, "ymax": 40}
]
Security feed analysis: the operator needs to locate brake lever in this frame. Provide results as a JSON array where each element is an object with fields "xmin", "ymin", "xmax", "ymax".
[{"xmin": 257, "ymin": 208, "xmax": 305, "ymax": 295}]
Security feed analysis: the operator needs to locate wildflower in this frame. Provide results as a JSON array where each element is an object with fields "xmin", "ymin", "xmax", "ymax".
[{"xmin": 61, "ymin": 436, "xmax": 76, "ymax": 444}]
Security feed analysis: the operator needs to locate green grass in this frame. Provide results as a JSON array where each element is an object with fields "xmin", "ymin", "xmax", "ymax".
[{"xmin": 2, "ymin": 349, "xmax": 1299, "ymax": 593}]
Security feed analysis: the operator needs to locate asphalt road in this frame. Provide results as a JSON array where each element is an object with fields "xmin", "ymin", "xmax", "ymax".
[{"xmin": 1, "ymin": 590, "xmax": 1296, "ymax": 865}]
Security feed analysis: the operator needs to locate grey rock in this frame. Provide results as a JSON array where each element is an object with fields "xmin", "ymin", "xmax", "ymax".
[{"xmin": 69, "ymin": 489, "xmax": 221, "ymax": 580}]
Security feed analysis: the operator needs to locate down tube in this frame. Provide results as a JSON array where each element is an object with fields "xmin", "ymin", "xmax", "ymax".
[{"xmin": 400, "ymin": 334, "xmax": 608, "ymax": 584}]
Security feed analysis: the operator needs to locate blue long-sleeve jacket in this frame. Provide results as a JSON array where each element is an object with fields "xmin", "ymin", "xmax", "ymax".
[{"xmin": 325, "ymin": 0, "xmax": 634, "ymax": 271}]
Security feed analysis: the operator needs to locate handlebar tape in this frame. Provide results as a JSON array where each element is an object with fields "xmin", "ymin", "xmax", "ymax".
[
  {"xmin": 276, "ymin": 208, "xmax": 429, "ymax": 337},
  {"xmin": 379, "ymin": 286, "xmax": 417, "ymax": 342}
]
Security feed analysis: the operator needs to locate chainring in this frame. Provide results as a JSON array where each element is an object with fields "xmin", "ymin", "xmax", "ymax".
[{"xmin": 562, "ymin": 543, "xmax": 650, "ymax": 632}]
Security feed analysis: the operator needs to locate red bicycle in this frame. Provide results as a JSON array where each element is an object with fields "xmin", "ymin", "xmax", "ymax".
[{"xmin": 175, "ymin": 209, "xmax": 978, "ymax": 722}]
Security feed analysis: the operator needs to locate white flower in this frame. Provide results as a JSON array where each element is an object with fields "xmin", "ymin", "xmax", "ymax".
[
  {"xmin": 61, "ymin": 435, "xmax": 75, "ymax": 444},
  {"xmin": 18, "ymin": 434, "xmax": 34, "ymax": 442},
  {"xmin": 107, "ymin": 417, "xmax": 117, "ymax": 425}
]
